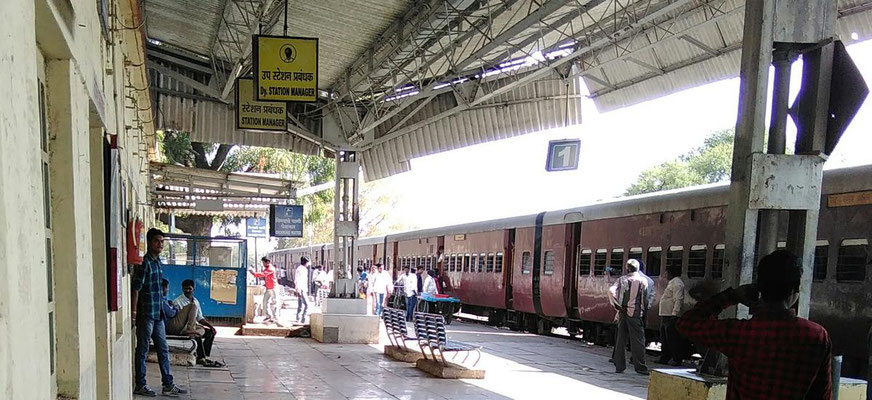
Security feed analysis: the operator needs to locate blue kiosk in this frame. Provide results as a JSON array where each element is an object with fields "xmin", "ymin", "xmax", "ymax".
[{"xmin": 159, "ymin": 234, "xmax": 248, "ymax": 323}]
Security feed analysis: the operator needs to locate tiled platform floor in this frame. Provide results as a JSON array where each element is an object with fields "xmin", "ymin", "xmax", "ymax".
[{"xmin": 135, "ymin": 320, "xmax": 656, "ymax": 399}]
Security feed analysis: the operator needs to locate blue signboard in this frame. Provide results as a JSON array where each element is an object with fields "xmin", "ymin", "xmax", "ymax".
[
  {"xmin": 269, "ymin": 204, "xmax": 304, "ymax": 237},
  {"xmin": 245, "ymin": 217, "xmax": 268, "ymax": 237},
  {"xmin": 546, "ymin": 139, "xmax": 580, "ymax": 171}
]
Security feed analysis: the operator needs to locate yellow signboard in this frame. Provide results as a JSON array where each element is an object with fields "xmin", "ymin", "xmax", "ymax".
[
  {"xmin": 236, "ymin": 77, "xmax": 287, "ymax": 131},
  {"xmin": 253, "ymin": 35, "xmax": 318, "ymax": 102}
]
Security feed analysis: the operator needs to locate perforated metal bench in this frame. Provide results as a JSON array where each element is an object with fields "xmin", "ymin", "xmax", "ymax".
[
  {"xmin": 413, "ymin": 312, "xmax": 481, "ymax": 367},
  {"xmin": 383, "ymin": 307, "xmax": 416, "ymax": 350}
]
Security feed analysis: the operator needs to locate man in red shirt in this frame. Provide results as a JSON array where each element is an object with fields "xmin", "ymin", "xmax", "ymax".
[
  {"xmin": 249, "ymin": 257, "xmax": 279, "ymax": 323},
  {"xmin": 678, "ymin": 250, "xmax": 832, "ymax": 399}
]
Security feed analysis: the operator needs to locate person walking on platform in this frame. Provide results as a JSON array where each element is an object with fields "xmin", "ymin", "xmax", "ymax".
[
  {"xmin": 609, "ymin": 259, "xmax": 650, "ymax": 375},
  {"xmin": 295, "ymin": 257, "xmax": 311, "ymax": 324},
  {"xmin": 132, "ymin": 228, "xmax": 187, "ymax": 397},
  {"xmin": 657, "ymin": 264, "xmax": 685, "ymax": 366},
  {"xmin": 249, "ymin": 256, "xmax": 278, "ymax": 323},
  {"xmin": 404, "ymin": 268, "xmax": 419, "ymax": 321},
  {"xmin": 373, "ymin": 263, "xmax": 392, "ymax": 316},
  {"xmin": 678, "ymin": 250, "xmax": 833, "ymax": 399}
]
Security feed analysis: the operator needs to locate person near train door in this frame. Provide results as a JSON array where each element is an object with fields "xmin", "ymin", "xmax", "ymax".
[
  {"xmin": 678, "ymin": 250, "xmax": 832, "ymax": 400},
  {"xmin": 609, "ymin": 259, "xmax": 650, "ymax": 375},
  {"xmin": 657, "ymin": 264, "xmax": 685, "ymax": 366},
  {"xmin": 404, "ymin": 268, "xmax": 419, "ymax": 321},
  {"xmin": 295, "ymin": 257, "xmax": 310, "ymax": 324}
]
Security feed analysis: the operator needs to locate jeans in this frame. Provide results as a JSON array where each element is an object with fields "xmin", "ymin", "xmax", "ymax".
[
  {"xmin": 405, "ymin": 295, "xmax": 417, "ymax": 321},
  {"xmin": 263, "ymin": 288, "xmax": 277, "ymax": 320},
  {"xmin": 297, "ymin": 292, "xmax": 309, "ymax": 322},
  {"xmin": 375, "ymin": 293, "xmax": 385, "ymax": 316},
  {"xmin": 135, "ymin": 317, "xmax": 173, "ymax": 388}
]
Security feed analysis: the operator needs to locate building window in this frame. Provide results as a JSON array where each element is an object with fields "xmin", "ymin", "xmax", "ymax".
[
  {"xmin": 486, "ymin": 253, "xmax": 495, "ymax": 273},
  {"xmin": 610, "ymin": 249, "xmax": 624, "ymax": 273},
  {"xmin": 521, "ymin": 252, "xmax": 531, "ymax": 275},
  {"xmin": 837, "ymin": 239, "xmax": 867, "ymax": 282},
  {"xmin": 478, "ymin": 253, "xmax": 485, "ymax": 272},
  {"xmin": 813, "ymin": 242, "xmax": 828, "ymax": 281},
  {"xmin": 39, "ymin": 79, "xmax": 56, "ymax": 379},
  {"xmin": 666, "ymin": 246, "xmax": 684, "ymax": 276},
  {"xmin": 578, "ymin": 248, "xmax": 591, "ymax": 276},
  {"xmin": 464, "ymin": 254, "xmax": 471, "ymax": 272},
  {"xmin": 712, "ymin": 245, "xmax": 725, "ymax": 279},
  {"xmin": 687, "ymin": 245, "xmax": 707, "ymax": 278},
  {"xmin": 495, "ymin": 252, "xmax": 503, "ymax": 273},
  {"xmin": 594, "ymin": 249, "xmax": 607, "ymax": 276},
  {"xmin": 647, "ymin": 247, "xmax": 662, "ymax": 277},
  {"xmin": 543, "ymin": 251, "xmax": 555, "ymax": 275}
]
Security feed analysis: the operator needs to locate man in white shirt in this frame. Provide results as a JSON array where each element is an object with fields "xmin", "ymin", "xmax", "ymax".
[
  {"xmin": 295, "ymin": 257, "xmax": 310, "ymax": 323},
  {"xmin": 657, "ymin": 264, "xmax": 686, "ymax": 366},
  {"xmin": 404, "ymin": 268, "xmax": 419, "ymax": 321},
  {"xmin": 372, "ymin": 264, "xmax": 393, "ymax": 316},
  {"xmin": 608, "ymin": 259, "xmax": 650, "ymax": 375},
  {"xmin": 172, "ymin": 279, "xmax": 217, "ymax": 364}
]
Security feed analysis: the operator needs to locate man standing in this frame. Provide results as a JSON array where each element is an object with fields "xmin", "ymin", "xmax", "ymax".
[
  {"xmin": 657, "ymin": 264, "xmax": 685, "ymax": 365},
  {"xmin": 404, "ymin": 267, "xmax": 419, "ymax": 321},
  {"xmin": 249, "ymin": 257, "xmax": 278, "ymax": 323},
  {"xmin": 132, "ymin": 228, "xmax": 187, "ymax": 396},
  {"xmin": 295, "ymin": 257, "xmax": 310, "ymax": 323},
  {"xmin": 608, "ymin": 259, "xmax": 650, "ymax": 375},
  {"xmin": 372, "ymin": 264, "xmax": 392, "ymax": 316},
  {"xmin": 678, "ymin": 251, "xmax": 832, "ymax": 399},
  {"xmin": 172, "ymin": 280, "xmax": 218, "ymax": 364}
]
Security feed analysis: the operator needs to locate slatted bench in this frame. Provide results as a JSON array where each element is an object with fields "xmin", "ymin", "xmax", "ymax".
[
  {"xmin": 383, "ymin": 307, "xmax": 416, "ymax": 350},
  {"xmin": 413, "ymin": 312, "xmax": 481, "ymax": 367}
]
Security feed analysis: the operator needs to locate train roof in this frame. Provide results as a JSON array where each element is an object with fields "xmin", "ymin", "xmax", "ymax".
[{"xmin": 272, "ymin": 164, "xmax": 872, "ymax": 252}]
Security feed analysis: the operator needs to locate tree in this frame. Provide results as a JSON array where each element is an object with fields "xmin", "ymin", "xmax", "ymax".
[{"xmin": 625, "ymin": 129, "xmax": 734, "ymax": 196}]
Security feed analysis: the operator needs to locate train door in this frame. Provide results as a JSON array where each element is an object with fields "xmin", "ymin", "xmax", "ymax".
[
  {"xmin": 504, "ymin": 229, "xmax": 516, "ymax": 310},
  {"xmin": 564, "ymin": 222, "xmax": 581, "ymax": 319}
]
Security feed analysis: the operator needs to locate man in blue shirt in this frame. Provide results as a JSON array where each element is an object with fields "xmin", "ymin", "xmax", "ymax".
[{"xmin": 132, "ymin": 228, "xmax": 187, "ymax": 397}]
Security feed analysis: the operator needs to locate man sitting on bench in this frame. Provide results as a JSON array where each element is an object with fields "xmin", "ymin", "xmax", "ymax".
[{"xmin": 164, "ymin": 279, "xmax": 222, "ymax": 367}]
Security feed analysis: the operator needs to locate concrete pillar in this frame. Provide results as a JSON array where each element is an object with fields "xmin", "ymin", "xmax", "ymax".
[{"xmin": 47, "ymin": 59, "xmax": 98, "ymax": 399}]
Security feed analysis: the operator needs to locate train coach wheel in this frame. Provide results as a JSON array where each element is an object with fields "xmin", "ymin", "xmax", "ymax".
[{"xmin": 536, "ymin": 318, "xmax": 552, "ymax": 336}]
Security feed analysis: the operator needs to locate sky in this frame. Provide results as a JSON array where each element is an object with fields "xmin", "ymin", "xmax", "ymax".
[{"xmin": 371, "ymin": 40, "xmax": 872, "ymax": 231}]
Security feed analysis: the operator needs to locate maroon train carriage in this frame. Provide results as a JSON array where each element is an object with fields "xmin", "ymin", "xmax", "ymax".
[{"xmin": 270, "ymin": 165, "xmax": 872, "ymax": 377}]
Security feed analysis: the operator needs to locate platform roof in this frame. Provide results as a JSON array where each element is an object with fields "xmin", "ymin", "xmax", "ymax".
[{"xmin": 143, "ymin": 0, "xmax": 872, "ymax": 180}]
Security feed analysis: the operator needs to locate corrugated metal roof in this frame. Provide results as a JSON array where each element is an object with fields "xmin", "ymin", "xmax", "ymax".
[{"xmin": 360, "ymin": 70, "xmax": 583, "ymax": 180}]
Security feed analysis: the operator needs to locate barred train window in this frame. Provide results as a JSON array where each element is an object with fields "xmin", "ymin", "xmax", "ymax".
[
  {"xmin": 464, "ymin": 254, "xmax": 471, "ymax": 272},
  {"xmin": 486, "ymin": 253, "xmax": 494, "ymax": 273},
  {"xmin": 610, "ymin": 249, "xmax": 624, "ymax": 273},
  {"xmin": 471, "ymin": 254, "xmax": 478, "ymax": 273},
  {"xmin": 478, "ymin": 253, "xmax": 485, "ymax": 272},
  {"xmin": 521, "ymin": 252, "xmax": 531, "ymax": 275},
  {"xmin": 578, "ymin": 248, "xmax": 591, "ymax": 276},
  {"xmin": 813, "ymin": 242, "xmax": 828, "ymax": 281},
  {"xmin": 495, "ymin": 252, "xmax": 503, "ymax": 273},
  {"xmin": 647, "ymin": 247, "xmax": 662, "ymax": 277},
  {"xmin": 687, "ymin": 245, "xmax": 707, "ymax": 278},
  {"xmin": 594, "ymin": 249, "xmax": 607, "ymax": 276},
  {"xmin": 628, "ymin": 248, "xmax": 643, "ymax": 266},
  {"xmin": 543, "ymin": 251, "xmax": 555, "ymax": 275},
  {"xmin": 712, "ymin": 245, "xmax": 725, "ymax": 279},
  {"xmin": 666, "ymin": 246, "xmax": 684, "ymax": 276},
  {"xmin": 837, "ymin": 239, "xmax": 867, "ymax": 282}
]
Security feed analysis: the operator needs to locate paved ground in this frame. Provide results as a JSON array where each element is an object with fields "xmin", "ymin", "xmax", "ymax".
[{"xmin": 135, "ymin": 317, "xmax": 664, "ymax": 400}]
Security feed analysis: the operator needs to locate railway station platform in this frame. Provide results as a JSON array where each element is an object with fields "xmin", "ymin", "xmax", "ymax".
[{"xmin": 135, "ymin": 321, "xmax": 649, "ymax": 400}]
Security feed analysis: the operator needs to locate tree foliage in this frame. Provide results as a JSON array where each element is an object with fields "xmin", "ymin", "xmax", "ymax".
[{"xmin": 625, "ymin": 129, "xmax": 734, "ymax": 196}]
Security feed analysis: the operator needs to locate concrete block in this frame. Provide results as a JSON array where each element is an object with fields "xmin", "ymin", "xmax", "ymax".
[
  {"xmin": 649, "ymin": 369, "xmax": 867, "ymax": 400},
  {"xmin": 384, "ymin": 345, "xmax": 424, "ymax": 363},
  {"xmin": 322, "ymin": 298, "xmax": 366, "ymax": 315},
  {"xmin": 415, "ymin": 358, "xmax": 485, "ymax": 379},
  {"xmin": 310, "ymin": 313, "xmax": 380, "ymax": 344}
]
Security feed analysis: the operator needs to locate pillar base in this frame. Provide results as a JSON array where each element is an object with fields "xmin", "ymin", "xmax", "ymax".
[{"xmin": 310, "ymin": 298, "xmax": 378, "ymax": 343}]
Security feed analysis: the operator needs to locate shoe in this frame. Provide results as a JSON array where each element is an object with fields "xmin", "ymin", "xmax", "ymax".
[
  {"xmin": 636, "ymin": 370, "xmax": 650, "ymax": 376},
  {"xmin": 133, "ymin": 385, "xmax": 156, "ymax": 397},
  {"xmin": 615, "ymin": 368, "xmax": 625, "ymax": 373},
  {"xmin": 162, "ymin": 384, "xmax": 187, "ymax": 396}
]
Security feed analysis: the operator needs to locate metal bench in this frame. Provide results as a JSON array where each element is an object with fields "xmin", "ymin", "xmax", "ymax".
[
  {"xmin": 383, "ymin": 307, "xmax": 416, "ymax": 350},
  {"xmin": 413, "ymin": 312, "xmax": 481, "ymax": 367}
]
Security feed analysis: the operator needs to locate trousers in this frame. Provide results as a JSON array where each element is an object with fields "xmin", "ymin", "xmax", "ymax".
[
  {"xmin": 614, "ymin": 314, "xmax": 648, "ymax": 373},
  {"xmin": 263, "ymin": 288, "xmax": 277, "ymax": 320},
  {"xmin": 297, "ymin": 291, "xmax": 309, "ymax": 322}
]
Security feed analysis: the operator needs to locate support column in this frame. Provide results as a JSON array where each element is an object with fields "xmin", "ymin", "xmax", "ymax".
[{"xmin": 332, "ymin": 151, "xmax": 360, "ymax": 297}]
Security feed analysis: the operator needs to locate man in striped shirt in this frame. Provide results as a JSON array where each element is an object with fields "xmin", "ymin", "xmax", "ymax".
[{"xmin": 609, "ymin": 259, "xmax": 651, "ymax": 375}]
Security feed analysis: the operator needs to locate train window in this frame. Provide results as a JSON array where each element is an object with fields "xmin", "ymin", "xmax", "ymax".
[
  {"xmin": 471, "ymin": 254, "xmax": 479, "ymax": 273},
  {"xmin": 464, "ymin": 254, "xmax": 471, "ymax": 272},
  {"xmin": 426, "ymin": 257, "xmax": 433, "ymax": 271},
  {"xmin": 813, "ymin": 241, "xmax": 828, "ymax": 281},
  {"xmin": 478, "ymin": 253, "xmax": 486, "ymax": 272},
  {"xmin": 712, "ymin": 245, "xmax": 725, "ymax": 279},
  {"xmin": 448, "ymin": 255, "xmax": 455, "ymax": 272},
  {"xmin": 610, "ymin": 249, "xmax": 624, "ymax": 273},
  {"xmin": 777, "ymin": 241, "xmax": 786, "ymax": 250},
  {"xmin": 543, "ymin": 251, "xmax": 555, "ymax": 275},
  {"xmin": 628, "ymin": 247, "xmax": 643, "ymax": 264},
  {"xmin": 522, "ymin": 252, "xmax": 531, "ymax": 274},
  {"xmin": 836, "ymin": 239, "xmax": 867, "ymax": 282},
  {"xmin": 594, "ymin": 249, "xmax": 607, "ymax": 276},
  {"xmin": 495, "ymin": 252, "xmax": 503, "ymax": 273},
  {"xmin": 666, "ymin": 246, "xmax": 684, "ymax": 276},
  {"xmin": 486, "ymin": 253, "xmax": 495, "ymax": 273},
  {"xmin": 578, "ymin": 248, "xmax": 591, "ymax": 276},
  {"xmin": 687, "ymin": 245, "xmax": 707, "ymax": 278}
]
